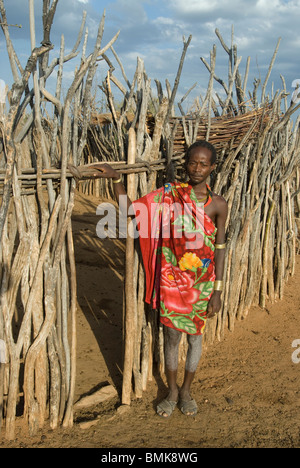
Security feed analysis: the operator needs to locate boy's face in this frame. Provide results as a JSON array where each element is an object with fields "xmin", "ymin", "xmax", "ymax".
[{"xmin": 186, "ymin": 147, "xmax": 216, "ymax": 185}]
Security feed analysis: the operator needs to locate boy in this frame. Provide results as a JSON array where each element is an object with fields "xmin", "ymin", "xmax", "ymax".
[{"xmin": 91, "ymin": 140, "xmax": 228, "ymax": 417}]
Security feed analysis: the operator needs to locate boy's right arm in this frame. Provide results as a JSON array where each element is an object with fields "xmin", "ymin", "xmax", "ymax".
[{"xmin": 90, "ymin": 163, "xmax": 132, "ymax": 214}]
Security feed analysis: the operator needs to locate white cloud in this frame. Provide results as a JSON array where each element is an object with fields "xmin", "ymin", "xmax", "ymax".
[
  {"xmin": 155, "ymin": 16, "xmax": 176, "ymax": 26},
  {"xmin": 172, "ymin": 0, "xmax": 219, "ymax": 13},
  {"xmin": 168, "ymin": 0, "xmax": 247, "ymax": 16}
]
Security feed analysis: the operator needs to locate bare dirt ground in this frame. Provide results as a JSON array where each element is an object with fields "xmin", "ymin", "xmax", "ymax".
[{"xmin": 1, "ymin": 191, "xmax": 300, "ymax": 449}]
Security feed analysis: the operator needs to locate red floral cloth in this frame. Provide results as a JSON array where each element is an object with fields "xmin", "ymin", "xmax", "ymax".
[{"xmin": 133, "ymin": 182, "xmax": 217, "ymax": 335}]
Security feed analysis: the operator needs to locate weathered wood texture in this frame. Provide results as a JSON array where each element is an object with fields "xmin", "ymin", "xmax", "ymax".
[
  {"xmin": 0, "ymin": 1, "xmax": 119, "ymax": 439},
  {"xmin": 0, "ymin": 2, "xmax": 299, "ymax": 436}
]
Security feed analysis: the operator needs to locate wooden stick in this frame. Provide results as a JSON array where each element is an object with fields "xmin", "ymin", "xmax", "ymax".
[
  {"xmin": 166, "ymin": 35, "xmax": 192, "ymax": 121},
  {"xmin": 122, "ymin": 128, "xmax": 137, "ymax": 405},
  {"xmin": 62, "ymin": 219, "xmax": 77, "ymax": 428},
  {"xmin": 261, "ymin": 38, "xmax": 281, "ymax": 103}
]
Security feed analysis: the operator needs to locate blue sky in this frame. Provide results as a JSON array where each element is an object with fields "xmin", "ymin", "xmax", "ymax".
[{"xmin": 0, "ymin": 0, "xmax": 300, "ymax": 115}]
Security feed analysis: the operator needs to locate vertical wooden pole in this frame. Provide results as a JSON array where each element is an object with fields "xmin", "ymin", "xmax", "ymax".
[
  {"xmin": 122, "ymin": 128, "xmax": 137, "ymax": 405},
  {"xmin": 63, "ymin": 221, "xmax": 77, "ymax": 428},
  {"xmin": 0, "ymin": 316, "xmax": 4, "ymax": 432}
]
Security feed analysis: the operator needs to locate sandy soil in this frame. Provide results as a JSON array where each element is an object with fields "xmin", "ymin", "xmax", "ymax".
[{"xmin": 1, "ymin": 191, "xmax": 300, "ymax": 449}]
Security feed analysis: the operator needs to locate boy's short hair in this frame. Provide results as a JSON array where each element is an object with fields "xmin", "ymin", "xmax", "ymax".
[{"xmin": 186, "ymin": 140, "xmax": 217, "ymax": 165}]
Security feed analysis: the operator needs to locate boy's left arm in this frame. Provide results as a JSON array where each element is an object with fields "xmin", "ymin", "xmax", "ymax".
[{"xmin": 207, "ymin": 196, "xmax": 228, "ymax": 319}]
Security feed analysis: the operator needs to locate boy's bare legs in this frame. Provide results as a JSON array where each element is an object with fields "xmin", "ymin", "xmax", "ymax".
[
  {"xmin": 157, "ymin": 327, "xmax": 181, "ymax": 417},
  {"xmin": 157, "ymin": 327, "xmax": 203, "ymax": 417},
  {"xmin": 180, "ymin": 370, "xmax": 196, "ymax": 401},
  {"xmin": 179, "ymin": 334, "xmax": 203, "ymax": 415},
  {"xmin": 165, "ymin": 368, "xmax": 179, "ymax": 402}
]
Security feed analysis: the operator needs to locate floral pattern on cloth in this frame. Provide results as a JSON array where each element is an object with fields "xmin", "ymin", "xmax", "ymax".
[{"xmin": 133, "ymin": 182, "xmax": 217, "ymax": 335}]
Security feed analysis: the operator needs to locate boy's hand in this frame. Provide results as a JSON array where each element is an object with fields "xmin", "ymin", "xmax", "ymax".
[
  {"xmin": 89, "ymin": 163, "xmax": 120, "ymax": 180},
  {"xmin": 207, "ymin": 291, "xmax": 222, "ymax": 318}
]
